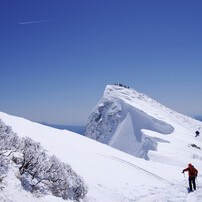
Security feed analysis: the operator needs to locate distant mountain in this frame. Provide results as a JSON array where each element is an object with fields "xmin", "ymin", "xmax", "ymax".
[
  {"xmin": 39, "ymin": 122, "xmax": 85, "ymax": 135},
  {"xmin": 194, "ymin": 116, "xmax": 202, "ymax": 122}
]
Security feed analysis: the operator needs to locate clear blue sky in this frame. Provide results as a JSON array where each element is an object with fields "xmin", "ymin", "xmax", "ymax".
[{"xmin": 0, "ymin": 0, "xmax": 202, "ymax": 125}]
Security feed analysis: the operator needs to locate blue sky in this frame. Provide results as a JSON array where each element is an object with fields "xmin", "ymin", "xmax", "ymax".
[{"xmin": 0, "ymin": 0, "xmax": 202, "ymax": 125}]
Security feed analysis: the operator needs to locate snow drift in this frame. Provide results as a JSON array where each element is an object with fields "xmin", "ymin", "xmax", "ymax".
[{"xmin": 85, "ymin": 85, "xmax": 200, "ymax": 161}]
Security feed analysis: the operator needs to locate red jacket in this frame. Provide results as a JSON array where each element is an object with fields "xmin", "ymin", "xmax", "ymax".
[{"xmin": 183, "ymin": 166, "xmax": 198, "ymax": 177}]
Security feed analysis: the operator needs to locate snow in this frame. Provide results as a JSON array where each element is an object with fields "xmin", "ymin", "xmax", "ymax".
[
  {"xmin": 1, "ymin": 85, "xmax": 202, "ymax": 201},
  {"xmin": 85, "ymin": 85, "xmax": 202, "ymax": 163},
  {"xmin": 0, "ymin": 162, "xmax": 66, "ymax": 202}
]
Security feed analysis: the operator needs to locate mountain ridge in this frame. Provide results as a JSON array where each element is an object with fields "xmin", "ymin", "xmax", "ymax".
[
  {"xmin": 85, "ymin": 85, "xmax": 201, "ymax": 163},
  {"xmin": 39, "ymin": 122, "xmax": 85, "ymax": 135}
]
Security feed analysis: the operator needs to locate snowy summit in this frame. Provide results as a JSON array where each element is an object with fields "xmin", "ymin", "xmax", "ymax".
[
  {"xmin": 85, "ymin": 85, "xmax": 201, "ymax": 164},
  {"xmin": 0, "ymin": 84, "xmax": 202, "ymax": 201}
]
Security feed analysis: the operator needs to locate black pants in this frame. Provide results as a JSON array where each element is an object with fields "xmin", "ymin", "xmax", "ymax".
[{"xmin": 189, "ymin": 176, "xmax": 196, "ymax": 191}]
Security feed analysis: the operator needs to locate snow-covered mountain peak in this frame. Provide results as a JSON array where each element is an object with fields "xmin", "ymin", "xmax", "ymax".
[
  {"xmin": 85, "ymin": 85, "xmax": 202, "ymax": 163},
  {"xmin": 103, "ymin": 85, "xmax": 200, "ymax": 127},
  {"xmin": 0, "ymin": 85, "xmax": 202, "ymax": 201}
]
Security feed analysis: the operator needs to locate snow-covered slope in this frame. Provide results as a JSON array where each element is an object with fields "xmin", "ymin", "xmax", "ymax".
[
  {"xmin": 85, "ymin": 85, "xmax": 202, "ymax": 164},
  {"xmin": 0, "ymin": 84, "xmax": 202, "ymax": 201}
]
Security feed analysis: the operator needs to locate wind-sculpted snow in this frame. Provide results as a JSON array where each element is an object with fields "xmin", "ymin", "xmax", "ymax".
[
  {"xmin": 85, "ymin": 85, "xmax": 179, "ymax": 159},
  {"xmin": 85, "ymin": 85, "xmax": 202, "ymax": 166},
  {"xmin": 109, "ymin": 104, "xmax": 174, "ymax": 159}
]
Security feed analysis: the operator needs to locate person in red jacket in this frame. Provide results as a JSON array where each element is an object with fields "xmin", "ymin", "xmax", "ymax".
[{"xmin": 182, "ymin": 163, "xmax": 198, "ymax": 191}]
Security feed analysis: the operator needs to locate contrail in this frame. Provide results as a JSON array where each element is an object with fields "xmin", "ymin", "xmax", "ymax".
[{"xmin": 19, "ymin": 20, "xmax": 52, "ymax": 25}]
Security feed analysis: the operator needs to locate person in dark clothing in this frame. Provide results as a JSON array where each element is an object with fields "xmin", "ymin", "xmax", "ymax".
[
  {"xmin": 182, "ymin": 164, "xmax": 198, "ymax": 191},
  {"xmin": 195, "ymin": 131, "xmax": 200, "ymax": 137}
]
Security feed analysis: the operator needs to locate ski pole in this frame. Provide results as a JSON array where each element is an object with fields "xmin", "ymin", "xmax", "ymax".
[
  {"xmin": 196, "ymin": 177, "xmax": 199, "ymax": 189},
  {"xmin": 183, "ymin": 173, "xmax": 188, "ymax": 185}
]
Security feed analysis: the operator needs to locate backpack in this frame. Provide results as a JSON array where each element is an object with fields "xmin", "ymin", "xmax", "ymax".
[{"xmin": 189, "ymin": 166, "xmax": 196, "ymax": 176}]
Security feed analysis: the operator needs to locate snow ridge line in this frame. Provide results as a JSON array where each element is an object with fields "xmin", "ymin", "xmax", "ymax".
[{"xmin": 97, "ymin": 153, "xmax": 174, "ymax": 186}]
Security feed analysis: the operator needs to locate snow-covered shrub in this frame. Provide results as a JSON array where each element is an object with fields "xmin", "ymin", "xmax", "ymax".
[
  {"xmin": 18, "ymin": 137, "xmax": 46, "ymax": 176},
  {"xmin": 0, "ymin": 119, "xmax": 20, "ymax": 152},
  {"xmin": 0, "ymin": 119, "xmax": 20, "ymax": 179},
  {"xmin": 0, "ymin": 119, "xmax": 88, "ymax": 200},
  {"xmin": 40, "ymin": 155, "xmax": 87, "ymax": 200},
  {"xmin": 16, "ymin": 137, "xmax": 88, "ymax": 200}
]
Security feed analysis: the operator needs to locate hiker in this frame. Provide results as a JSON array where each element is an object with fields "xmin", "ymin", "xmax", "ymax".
[
  {"xmin": 182, "ymin": 164, "xmax": 198, "ymax": 191},
  {"xmin": 195, "ymin": 131, "xmax": 200, "ymax": 137}
]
